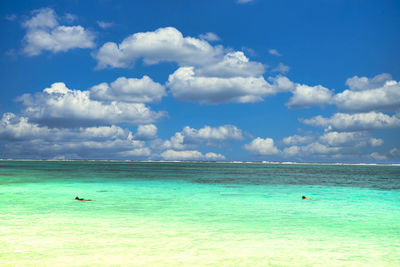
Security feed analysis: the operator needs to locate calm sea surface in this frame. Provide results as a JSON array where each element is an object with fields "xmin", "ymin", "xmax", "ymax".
[{"xmin": 1, "ymin": 161, "xmax": 399, "ymax": 266}]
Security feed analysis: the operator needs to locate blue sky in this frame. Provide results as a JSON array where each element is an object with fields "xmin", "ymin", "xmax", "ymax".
[{"xmin": 0, "ymin": 0, "xmax": 399, "ymax": 162}]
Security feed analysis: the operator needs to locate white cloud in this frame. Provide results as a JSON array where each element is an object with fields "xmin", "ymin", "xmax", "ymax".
[
  {"xmin": 195, "ymin": 51, "xmax": 265, "ymax": 78},
  {"xmin": 134, "ymin": 124, "xmax": 158, "ymax": 140},
  {"xmin": 22, "ymin": 8, "xmax": 95, "ymax": 56},
  {"xmin": 23, "ymin": 8, "xmax": 58, "ymax": 29},
  {"xmin": 118, "ymin": 147, "xmax": 151, "ymax": 157},
  {"xmin": 90, "ymin": 76, "xmax": 166, "ymax": 103},
  {"xmin": 287, "ymin": 84, "xmax": 333, "ymax": 108},
  {"xmin": 94, "ymin": 27, "xmax": 265, "ymax": 79},
  {"xmin": 271, "ymin": 63, "xmax": 290, "ymax": 74},
  {"xmin": 17, "ymin": 82, "xmax": 166, "ymax": 127},
  {"xmin": 159, "ymin": 125, "xmax": 243, "ymax": 150},
  {"xmin": 302, "ymin": 112, "xmax": 400, "ymax": 132},
  {"xmin": 160, "ymin": 149, "xmax": 225, "ymax": 161},
  {"xmin": 0, "ymin": 112, "xmax": 50, "ymax": 140},
  {"xmin": 94, "ymin": 27, "xmax": 274, "ymax": 104},
  {"xmin": 94, "ymin": 27, "xmax": 224, "ymax": 68},
  {"xmin": 369, "ymin": 152, "xmax": 387, "ymax": 160},
  {"xmin": 282, "ymin": 135, "xmax": 314, "ymax": 145},
  {"xmin": 294, "ymin": 142, "xmax": 341, "ymax": 155},
  {"xmin": 198, "ymin": 32, "xmax": 221, "ymax": 42},
  {"xmin": 345, "ymin": 73, "xmax": 392, "ymax": 91},
  {"xmin": 167, "ymin": 66, "xmax": 273, "ymax": 103},
  {"xmin": 369, "ymin": 138, "xmax": 384, "ymax": 147},
  {"xmin": 182, "ymin": 125, "xmax": 243, "ymax": 144},
  {"xmin": 334, "ymin": 76, "xmax": 400, "ymax": 112},
  {"xmin": 244, "ymin": 137, "xmax": 280, "ymax": 155},
  {"xmin": 158, "ymin": 132, "xmax": 186, "ymax": 150},
  {"xmin": 319, "ymin": 131, "xmax": 383, "ymax": 147},
  {"xmin": 370, "ymin": 148, "xmax": 400, "ymax": 160},
  {"xmin": 268, "ymin": 49, "xmax": 281, "ymax": 56},
  {"xmin": 268, "ymin": 75, "xmax": 295, "ymax": 91},
  {"xmin": 97, "ymin": 21, "xmax": 113, "ymax": 29},
  {"xmin": 282, "ymin": 146, "xmax": 300, "ymax": 157},
  {"xmin": 0, "ymin": 113, "xmax": 153, "ymax": 159},
  {"xmin": 280, "ymin": 131, "xmax": 385, "ymax": 160}
]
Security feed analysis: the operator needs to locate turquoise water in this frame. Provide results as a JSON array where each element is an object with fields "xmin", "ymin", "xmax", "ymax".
[{"xmin": 1, "ymin": 161, "xmax": 399, "ymax": 266}]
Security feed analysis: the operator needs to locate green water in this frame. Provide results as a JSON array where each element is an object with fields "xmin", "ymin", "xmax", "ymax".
[{"xmin": 1, "ymin": 161, "xmax": 399, "ymax": 266}]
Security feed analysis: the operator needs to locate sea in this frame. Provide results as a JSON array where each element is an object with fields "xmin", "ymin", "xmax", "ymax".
[{"xmin": 1, "ymin": 160, "xmax": 399, "ymax": 266}]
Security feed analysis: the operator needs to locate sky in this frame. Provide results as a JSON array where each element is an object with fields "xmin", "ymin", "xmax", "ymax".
[{"xmin": 0, "ymin": 0, "xmax": 399, "ymax": 163}]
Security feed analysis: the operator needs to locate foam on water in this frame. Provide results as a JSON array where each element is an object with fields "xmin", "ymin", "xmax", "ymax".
[{"xmin": 1, "ymin": 161, "xmax": 399, "ymax": 266}]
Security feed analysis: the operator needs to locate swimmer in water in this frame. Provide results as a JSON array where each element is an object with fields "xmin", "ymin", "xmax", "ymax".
[
  {"xmin": 302, "ymin": 195, "xmax": 312, "ymax": 200},
  {"xmin": 75, "ymin": 196, "xmax": 94, "ymax": 201}
]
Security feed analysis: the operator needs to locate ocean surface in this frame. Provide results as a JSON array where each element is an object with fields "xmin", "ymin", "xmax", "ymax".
[{"xmin": 1, "ymin": 161, "xmax": 399, "ymax": 266}]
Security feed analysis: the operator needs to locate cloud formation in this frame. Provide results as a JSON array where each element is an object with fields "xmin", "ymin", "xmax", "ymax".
[
  {"xmin": 334, "ymin": 74, "xmax": 400, "ymax": 112},
  {"xmin": 94, "ymin": 27, "xmax": 224, "ymax": 68},
  {"xmin": 198, "ymin": 32, "xmax": 221, "ymax": 42},
  {"xmin": 167, "ymin": 67, "xmax": 273, "ymax": 103},
  {"xmin": 244, "ymin": 137, "xmax": 280, "ymax": 155},
  {"xmin": 134, "ymin": 124, "xmax": 158, "ymax": 140},
  {"xmin": 22, "ymin": 8, "xmax": 95, "ymax": 56},
  {"xmin": 159, "ymin": 125, "xmax": 243, "ymax": 150},
  {"xmin": 90, "ymin": 76, "xmax": 166, "ymax": 103},
  {"xmin": 319, "ymin": 131, "xmax": 383, "ymax": 147},
  {"xmin": 17, "ymin": 82, "xmax": 166, "ymax": 127},
  {"xmin": 195, "ymin": 51, "xmax": 265, "ymax": 78},
  {"xmin": 161, "ymin": 149, "xmax": 225, "ymax": 161},
  {"xmin": 0, "ymin": 113, "xmax": 150, "ymax": 159},
  {"xmin": 302, "ymin": 112, "xmax": 400, "ymax": 132},
  {"xmin": 287, "ymin": 84, "xmax": 333, "ymax": 108}
]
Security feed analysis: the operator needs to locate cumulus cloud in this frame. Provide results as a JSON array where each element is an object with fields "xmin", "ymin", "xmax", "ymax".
[
  {"xmin": 345, "ymin": 73, "xmax": 392, "ymax": 91},
  {"xmin": 17, "ymin": 82, "xmax": 166, "ymax": 127},
  {"xmin": 90, "ymin": 76, "xmax": 166, "ymax": 103},
  {"xmin": 160, "ymin": 149, "xmax": 225, "ymax": 161},
  {"xmin": 182, "ymin": 125, "xmax": 243, "ymax": 144},
  {"xmin": 158, "ymin": 132, "xmax": 186, "ymax": 150},
  {"xmin": 94, "ymin": 27, "xmax": 265, "ymax": 78},
  {"xmin": 370, "ymin": 148, "xmax": 400, "ymax": 160},
  {"xmin": 282, "ymin": 134, "xmax": 314, "ymax": 146},
  {"xmin": 0, "ymin": 112, "xmax": 50, "ymax": 140},
  {"xmin": 134, "ymin": 124, "xmax": 158, "ymax": 140},
  {"xmin": 301, "ymin": 112, "xmax": 400, "ymax": 132},
  {"xmin": 93, "ymin": 27, "xmax": 283, "ymax": 104},
  {"xmin": 319, "ymin": 131, "xmax": 383, "ymax": 147},
  {"xmin": 287, "ymin": 84, "xmax": 333, "ymax": 108},
  {"xmin": 268, "ymin": 75, "xmax": 295, "ymax": 91},
  {"xmin": 244, "ymin": 137, "xmax": 280, "ymax": 155},
  {"xmin": 334, "ymin": 75, "xmax": 400, "ymax": 112},
  {"xmin": 22, "ymin": 8, "xmax": 95, "ymax": 56},
  {"xmin": 0, "ymin": 113, "xmax": 152, "ymax": 159},
  {"xmin": 93, "ymin": 27, "xmax": 224, "ymax": 68},
  {"xmin": 167, "ymin": 66, "xmax": 273, "ymax": 103},
  {"xmin": 198, "ymin": 32, "xmax": 221, "ymax": 42},
  {"xmin": 283, "ymin": 142, "xmax": 341, "ymax": 157},
  {"xmin": 195, "ymin": 51, "xmax": 265, "ymax": 78},
  {"xmin": 280, "ymin": 131, "xmax": 385, "ymax": 160},
  {"xmin": 159, "ymin": 125, "xmax": 243, "ymax": 150}
]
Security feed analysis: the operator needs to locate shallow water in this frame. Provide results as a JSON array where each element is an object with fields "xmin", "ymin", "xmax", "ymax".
[{"xmin": 1, "ymin": 161, "xmax": 399, "ymax": 266}]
